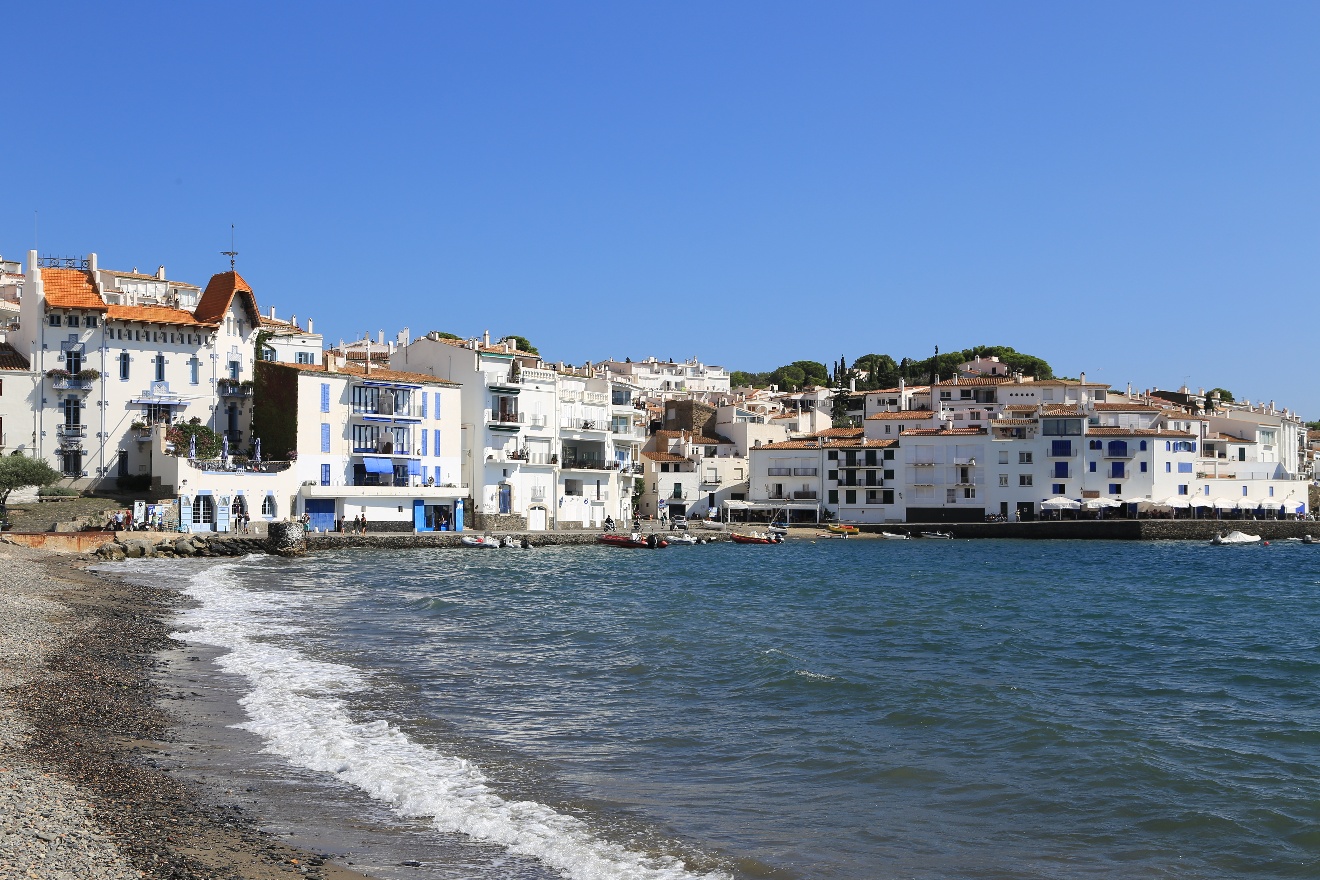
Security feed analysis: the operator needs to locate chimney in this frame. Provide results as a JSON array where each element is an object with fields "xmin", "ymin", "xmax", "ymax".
[
  {"xmin": 156, "ymin": 266, "xmax": 166, "ymax": 280},
  {"xmin": 87, "ymin": 253, "xmax": 97, "ymax": 273},
  {"xmin": 290, "ymin": 314, "xmax": 297, "ymax": 329},
  {"xmin": 899, "ymin": 377, "xmax": 905, "ymax": 394},
  {"xmin": 1127, "ymin": 382, "xmax": 1132, "ymax": 397},
  {"xmin": 378, "ymin": 330, "xmax": 385, "ymax": 345},
  {"xmin": 483, "ymin": 329, "xmax": 491, "ymax": 347},
  {"xmin": 269, "ymin": 306, "xmax": 276, "ymax": 320},
  {"xmin": 849, "ymin": 376, "xmax": 856, "ymax": 392},
  {"xmin": 1079, "ymin": 371, "xmax": 1086, "ymax": 384},
  {"xmin": 306, "ymin": 318, "xmax": 313, "ymax": 334}
]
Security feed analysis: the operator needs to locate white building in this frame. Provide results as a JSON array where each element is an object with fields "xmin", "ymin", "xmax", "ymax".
[
  {"xmin": 258, "ymin": 307, "xmax": 322, "ymax": 366},
  {"xmin": 252, "ymin": 357, "xmax": 465, "ymax": 532},
  {"xmin": 10, "ymin": 251, "xmax": 261, "ymax": 488},
  {"xmin": 595, "ymin": 357, "xmax": 731, "ymax": 400}
]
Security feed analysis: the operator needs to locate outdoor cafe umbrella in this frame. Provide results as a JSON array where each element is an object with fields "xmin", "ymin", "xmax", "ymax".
[
  {"xmin": 1159, "ymin": 496, "xmax": 1191, "ymax": 508},
  {"xmin": 253, "ymin": 437, "xmax": 262, "ymax": 464},
  {"xmin": 188, "ymin": 433, "xmax": 196, "ymax": 459},
  {"xmin": 222, "ymin": 434, "xmax": 229, "ymax": 459},
  {"xmin": 1041, "ymin": 496, "xmax": 1081, "ymax": 510}
]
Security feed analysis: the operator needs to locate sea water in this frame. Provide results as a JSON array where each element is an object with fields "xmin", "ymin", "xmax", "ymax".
[{"xmin": 163, "ymin": 539, "xmax": 1320, "ymax": 879}]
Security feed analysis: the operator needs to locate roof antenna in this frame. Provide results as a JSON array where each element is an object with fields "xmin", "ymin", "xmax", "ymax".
[{"xmin": 221, "ymin": 224, "xmax": 238, "ymax": 271}]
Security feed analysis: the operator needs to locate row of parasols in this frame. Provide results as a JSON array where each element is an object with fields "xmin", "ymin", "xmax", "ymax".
[{"xmin": 1040, "ymin": 495, "xmax": 1305, "ymax": 513}]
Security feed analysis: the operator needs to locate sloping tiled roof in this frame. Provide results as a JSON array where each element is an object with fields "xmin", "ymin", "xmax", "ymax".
[
  {"xmin": 813, "ymin": 427, "xmax": 865, "ymax": 439},
  {"xmin": 0, "ymin": 342, "xmax": 30, "ymax": 371},
  {"xmin": 106, "ymin": 304, "xmax": 209, "ymax": 327},
  {"xmin": 758, "ymin": 436, "xmax": 897, "ymax": 450},
  {"xmin": 263, "ymin": 360, "xmax": 459, "ymax": 386},
  {"xmin": 1041, "ymin": 405, "xmax": 1083, "ymax": 415},
  {"xmin": 641, "ymin": 451, "xmax": 688, "ymax": 463},
  {"xmin": 935, "ymin": 377, "xmax": 1013, "ymax": 386},
  {"xmin": 865, "ymin": 410, "xmax": 934, "ymax": 420},
  {"xmin": 41, "ymin": 268, "xmax": 107, "ymax": 310},
  {"xmin": 1093, "ymin": 402, "xmax": 1162, "ymax": 412},
  {"xmin": 1004, "ymin": 405, "xmax": 1038, "ymax": 412},
  {"xmin": 1086, "ymin": 427, "xmax": 1196, "ymax": 437},
  {"xmin": 991, "ymin": 418, "xmax": 1036, "ymax": 426},
  {"xmin": 195, "ymin": 271, "xmax": 260, "ymax": 325},
  {"xmin": 429, "ymin": 335, "xmax": 540, "ymax": 358},
  {"xmin": 900, "ymin": 427, "xmax": 988, "ymax": 436}
]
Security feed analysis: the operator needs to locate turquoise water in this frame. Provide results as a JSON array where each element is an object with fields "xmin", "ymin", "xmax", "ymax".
[{"xmin": 176, "ymin": 540, "xmax": 1320, "ymax": 879}]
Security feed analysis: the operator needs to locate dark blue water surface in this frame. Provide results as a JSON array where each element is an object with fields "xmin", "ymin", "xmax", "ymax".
[{"xmin": 211, "ymin": 539, "xmax": 1320, "ymax": 879}]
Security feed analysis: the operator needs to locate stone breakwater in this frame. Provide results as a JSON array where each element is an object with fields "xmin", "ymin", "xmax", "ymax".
[{"xmin": 0, "ymin": 542, "xmax": 373, "ymax": 880}]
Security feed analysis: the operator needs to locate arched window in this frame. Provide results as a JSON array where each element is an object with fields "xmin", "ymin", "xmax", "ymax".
[
  {"xmin": 192, "ymin": 495, "xmax": 215, "ymax": 525},
  {"xmin": 1138, "ymin": 440, "xmax": 1147, "ymax": 451},
  {"xmin": 262, "ymin": 495, "xmax": 276, "ymax": 517}
]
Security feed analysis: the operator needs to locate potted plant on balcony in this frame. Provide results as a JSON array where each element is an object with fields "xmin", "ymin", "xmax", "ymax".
[
  {"xmin": 239, "ymin": 380, "xmax": 254, "ymax": 391},
  {"xmin": 45, "ymin": 368, "xmax": 72, "ymax": 379},
  {"xmin": 75, "ymin": 368, "xmax": 101, "ymax": 380}
]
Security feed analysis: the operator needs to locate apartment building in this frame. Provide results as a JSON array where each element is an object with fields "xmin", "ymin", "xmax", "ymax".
[{"xmin": 10, "ymin": 251, "xmax": 260, "ymax": 488}]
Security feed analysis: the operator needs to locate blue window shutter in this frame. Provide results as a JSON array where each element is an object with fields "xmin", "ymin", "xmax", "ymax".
[
  {"xmin": 421, "ymin": 429, "xmax": 428, "ymax": 456},
  {"xmin": 320, "ymin": 423, "xmax": 331, "ymax": 453},
  {"xmin": 434, "ymin": 429, "xmax": 440, "ymax": 455},
  {"xmin": 320, "ymin": 464, "xmax": 330, "ymax": 486},
  {"xmin": 321, "ymin": 383, "xmax": 330, "ymax": 413},
  {"xmin": 420, "ymin": 393, "xmax": 427, "ymax": 418},
  {"xmin": 434, "ymin": 392, "xmax": 441, "ymax": 419}
]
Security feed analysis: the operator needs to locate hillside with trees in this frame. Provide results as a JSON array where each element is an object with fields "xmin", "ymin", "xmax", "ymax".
[{"xmin": 732, "ymin": 346, "xmax": 1053, "ymax": 392}]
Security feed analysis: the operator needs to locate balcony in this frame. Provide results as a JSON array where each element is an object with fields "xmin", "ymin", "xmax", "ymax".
[
  {"xmin": 506, "ymin": 450, "xmax": 557, "ymax": 465},
  {"xmin": 912, "ymin": 460, "xmax": 936, "ymax": 467},
  {"xmin": 52, "ymin": 377, "xmax": 94, "ymax": 392},
  {"xmin": 57, "ymin": 424, "xmax": 86, "ymax": 447},
  {"xmin": 530, "ymin": 488, "xmax": 547, "ymax": 502},
  {"xmin": 485, "ymin": 409, "xmax": 524, "ymax": 431},
  {"xmin": 527, "ymin": 414, "xmax": 548, "ymax": 428},
  {"xmin": 793, "ymin": 467, "xmax": 818, "ymax": 476},
  {"xmin": 217, "ymin": 381, "xmax": 253, "ymax": 398},
  {"xmin": 767, "ymin": 467, "xmax": 793, "ymax": 476},
  {"xmin": 792, "ymin": 490, "xmax": 818, "ymax": 500},
  {"xmin": 583, "ymin": 391, "xmax": 609, "ymax": 406},
  {"xmin": 561, "ymin": 457, "xmax": 618, "ymax": 471},
  {"xmin": 670, "ymin": 489, "xmax": 691, "ymax": 500},
  {"xmin": 700, "ymin": 475, "xmax": 722, "ymax": 486},
  {"xmin": 1103, "ymin": 446, "xmax": 1133, "ymax": 459},
  {"xmin": 560, "ymin": 417, "xmax": 607, "ymax": 432}
]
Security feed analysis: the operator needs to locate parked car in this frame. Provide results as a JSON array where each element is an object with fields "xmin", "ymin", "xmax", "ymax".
[{"xmin": 671, "ymin": 515, "xmax": 688, "ymax": 530}]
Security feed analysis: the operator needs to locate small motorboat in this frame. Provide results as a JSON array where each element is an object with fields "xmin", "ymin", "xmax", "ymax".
[
  {"xmin": 826, "ymin": 523, "xmax": 859, "ymax": 535},
  {"xmin": 1210, "ymin": 530, "xmax": 1262, "ymax": 545},
  {"xmin": 879, "ymin": 531, "xmax": 911, "ymax": 540},
  {"xmin": 731, "ymin": 531, "xmax": 783, "ymax": 545},
  {"xmin": 669, "ymin": 533, "xmax": 699, "ymax": 545},
  {"xmin": 460, "ymin": 535, "xmax": 501, "ymax": 548},
  {"xmin": 598, "ymin": 533, "xmax": 668, "ymax": 549},
  {"xmin": 921, "ymin": 531, "xmax": 953, "ymax": 539}
]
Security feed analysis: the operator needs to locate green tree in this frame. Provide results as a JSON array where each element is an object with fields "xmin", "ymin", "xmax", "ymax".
[
  {"xmin": 0, "ymin": 453, "xmax": 62, "ymax": 514},
  {"xmin": 166, "ymin": 422, "xmax": 223, "ymax": 459},
  {"xmin": 730, "ymin": 370, "xmax": 765, "ymax": 388},
  {"xmin": 771, "ymin": 365, "xmax": 807, "ymax": 390},
  {"xmin": 1208, "ymin": 387, "xmax": 1234, "ymax": 404},
  {"xmin": 502, "ymin": 335, "xmax": 539, "ymax": 355},
  {"xmin": 851, "ymin": 353, "xmax": 900, "ymax": 389},
  {"xmin": 431, "ymin": 331, "xmax": 462, "ymax": 340}
]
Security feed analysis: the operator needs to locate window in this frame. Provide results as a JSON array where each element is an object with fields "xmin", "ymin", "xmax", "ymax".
[
  {"xmin": 189, "ymin": 357, "xmax": 200, "ymax": 385},
  {"xmin": 999, "ymin": 474, "xmax": 1009, "ymax": 487},
  {"xmin": 192, "ymin": 494, "xmax": 214, "ymax": 525},
  {"xmin": 154, "ymin": 354, "xmax": 165, "ymax": 382},
  {"xmin": 884, "ymin": 469, "xmax": 894, "ymax": 480},
  {"xmin": 65, "ymin": 349, "xmax": 83, "ymax": 374},
  {"xmin": 85, "ymin": 316, "xmax": 98, "ymax": 328},
  {"xmin": 1052, "ymin": 483, "xmax": 1065, "ymax": 495},
  {"xmin": 1042, "ymin": 419, "xmax": 1081, "ymax": 436},
  {"xmin": 1089, "ymin": 461, "xmax": 1097, "ymax": 473},
  {"xmin": 434, "ymin": 392, "xmax": 442, "ymax": 419},
  {"xmin": 228, "ymin": 360, "xmax": 240, "ymax": 380},
  {"xmin": 60, "ymin": 450, "xmax": 83, "ymax": 476},
  {"xmin": 1051, "ymin": 440, "xmax": 1072, "ymax": 457},
  {"xmin": 296, "ymin": 351, "xmax": 313, "ymax": 364},
  {"xmin": 433, "ymin": 429, "xmax": 440, "ymax": 455},
  {"xmin": 1178, "ymin": 485, "xmax": 1189, "ymax": 496},
  {"xmin": 48, "ymin": 314, "xmax": 61, "ymax": 327},
  {"xmin": 828, "ymin": 489, "xmax": 839, "ymax": 504},
  {"xmin": 1109, "ymin": 483, "xmax": 1122, "ymax": 495},
  {"xmin": 828, "ymin": 470, "xmax": 838, "ymax": 482},
  {"xmin": 67, "ymin": 315, "xmax": 80, "ymax": 328},
  {"xmin": 945, "ymin": 488, "xmax": 957, "ymax": 503},
  {"xmin": 565, "ymin": 479, "xmax": 583, "ymax": 496},
  {"xmin": 1139, "ymin": 440, "xmax": 1147, "ymax": 451},
  {"xmin": 320, "ymin": 383, "xmax": 331, "ymax": 413},
  {"xmin": 1269, "ymin": 486, "xmax": 1275, "ymax": 497},
  {"xmin": 1242, "ymin": 486, "xmax": 1248, "ymax": 497},
  {"xmin": 320, "ymin": 464, "xmax": 331, "ymax": 486},
  {"xmin": 1140, "ymin": 461, "xmax": 1148, "ymax": 472},
  {"xmin": 1019, "ymin": 474, "xmax": 1033, "ymax": 486},
  {"xmin": 1089, "ymin": 439, "xmax": 1101, "ymax": 450},
  {"xmin": 883, "ymin": 449, "xmax": 895, "ymax": 460},
  {"xmin": 845, "ymin": 490, "xmax": 857, "ymax": 504},
  {"xmin": 1019, "ymin": 452, "xmax": 1033, "ymax": 464},
  {"xmin": 940, "ymin": 391, "xmax": 952, "ymax": 400},
  {"xmin": 1177, "ymin": 462, "xmax": 1192, "ymax": 473},
  {"xmin": 262, "ymin": 495, "xmax": 276, "ymax": 517},
  {"xmin": 1054, "ymin": 462, "xmax": 1068, "ymax": 478},
  {"xmin": 1165, "ymin": 462, "xmax": 1171, "ymax": 473},
  {"xmin": 999, "ymin": 450, "xmax": 1009, "ymax": 464},
  {"xmin": 421, "ymin": 430, "xmax": 428, "ymax": 456},
  {"xmin": 320, "ymin": 423, "xmax": 331, "ymax": 453},
  {"xmin": 420, "ymin": 393, "xmax": 427, "ymax": 419},
  {"xmin": 661, "ymin": 463, "xmax": 670, "ymax": 473}
]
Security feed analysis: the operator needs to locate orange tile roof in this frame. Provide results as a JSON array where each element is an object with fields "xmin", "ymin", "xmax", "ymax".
[
  {"xmin": 935, "ymin": 377, "xmax": 1013, "ymax": 386},
  {"xmin": 261, "ymin": 360, "xmax": 459, "ymax": 386},
  {"xmin": 813, "ymin": 427, "xmax": 865, "ymax": 438},
  {"xmin": 105, "ymin": 304, "xmax": 209, "ymax": 327},
  {"xmin": 758, "ymin": 437, "xmax": 897, "ymax": 450},
  {"xmin": 1041, "ymin": 405, "xmax": 1083, "ymax": 415},
  {"xmin": 0, "ymin": 342, "xmax": 30, "ymax": 371},
  {"xmin": 1086, "ymin": 427, "xmax": 1195, "ymax": 437},
  {"xmin": 865, "ymin": 410, "xmax": 934, "ymax": 420},
  {"xmin": 900, "ymin": 427, "xmax": 988, "ymax": 436},
  {"xmin": 429, "ymin": 335, "xmax": 541, "ymax": 358},
  {"xmin": 195, "ymin": 271, "xmax": 260, "ymax": 325},
  {"xmin": 41, "ymin": 268, "xmax": 107, "ymax": 310},
  {"xmin": 1093, "ymin": 402, "xmax": 1161, "ymax": 412},
  {"xmin": 991, "ymin": 418, "xmax": 1036, "ymax": 426},
  {"xmin": 641, "ymin": 451, "xmax": 688, "ymax": 463},
  {"xmin": 1004, "ymin": 404, "xmax": 1038, "ymax": 412}
]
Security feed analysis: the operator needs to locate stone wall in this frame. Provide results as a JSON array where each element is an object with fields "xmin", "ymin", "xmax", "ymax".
[
  {"xmin": 468, "ymin": 512, "xmax": 528, "ymax": 531},
  {"xmin": 861, "ymin": 520, "xmax": 1319, "ymax": 541}
]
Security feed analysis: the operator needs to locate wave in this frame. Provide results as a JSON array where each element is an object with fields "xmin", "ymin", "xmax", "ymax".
[{"xmin": 172, "ymin": 560, "xmax": 728, "ymax": 880}]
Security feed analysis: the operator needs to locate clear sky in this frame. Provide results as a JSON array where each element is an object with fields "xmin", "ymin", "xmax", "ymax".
[{"xmin": 5, "ymin": 2, "xmax": 1318, "ymax": 415}]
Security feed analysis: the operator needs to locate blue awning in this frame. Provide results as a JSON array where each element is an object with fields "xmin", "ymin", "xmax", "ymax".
[
  {"xmin": 407, "ymin": 459, "xmax": 421, "ymax": 476},
  {"xmin": 363, "ymin": 456, "xmax": 393, "ymax": 474}
]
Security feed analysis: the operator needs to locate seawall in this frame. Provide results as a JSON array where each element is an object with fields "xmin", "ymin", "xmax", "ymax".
[{"xmin": 858, "ymin": 520, "xmax": 1319, "ymax": 541}]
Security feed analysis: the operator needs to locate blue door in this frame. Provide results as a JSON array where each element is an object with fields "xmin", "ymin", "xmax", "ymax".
[
  {"xmin": 414, "ymin": 499, "xmax": 429, "ymax": 532},
  {"xmin": 306, "ymin": 499, "xmax": 335, "ymax": 532}
]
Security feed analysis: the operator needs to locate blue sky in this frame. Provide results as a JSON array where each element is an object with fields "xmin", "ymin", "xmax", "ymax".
[{"xmin": 5, "ymin": 2, "xmax": 1318, "ymax": 414}]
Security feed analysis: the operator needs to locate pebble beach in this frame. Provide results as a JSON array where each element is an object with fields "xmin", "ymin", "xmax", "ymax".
[{"xmin": 0, "ymin": 541, "xmax": 373, "ymax": 880}]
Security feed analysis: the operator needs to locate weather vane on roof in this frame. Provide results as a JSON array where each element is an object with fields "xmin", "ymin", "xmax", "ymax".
[{"xmin": 221, "ymin": 224, "xmax": 238, "ymax": 271}]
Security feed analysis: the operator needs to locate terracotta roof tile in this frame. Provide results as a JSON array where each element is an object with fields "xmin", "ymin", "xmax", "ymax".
[
  {"xmin": 41, "ymin": 268, "xmax": 106, "ymax": 310},
  {"xmin": 757, "ymin": 437, "xmax": 897, "ymax": 450},
  {"xmin": 1004, "ymin": 405, "xmax": 1038, "ymax": 412},
  {"xmin": 935, "ymin": 377, "xmax": 1014, "ymax": 386},
  {"xmin": 262, "ymin": 360, "xmax": 459, "ymax": 386},
  {"xmin": 991, "ymin": 418, "xmax": 1036, "ymax": 426},
  {"xmin": 641, "ymin": 451, "xmax": 688, "ymax": 462},
  {"xmin": 900, "ymin": 427, "xmax": 988, "ymax": 436},
  {"xmin": 865, "ymin": 410, "xmax": 934, "ymax": 420},
  {"xmin": 195, "ymin": 271, "xmax": 260, "ymax": 325},
  {"xmin": 1085, "ymin": 427, "xmax": 1195, "ymax": 437},
  {"xmin": 105, "ymin": 304, "xmax": 209, "ymax": 327},
  {"xmin": 0, "ymin": 342, "xmax": 30, "ymax": 371},
  {"xmin": 1041, "ymin": 405, "xmax": 1083, "ymax": 415},
  {"xmin": 813, "ymin": 427, "xmax": 865, "ymax": 438},
  {"xmin": 1093, "ymin": 402, "xmax": 1161, "ymax": 412}
]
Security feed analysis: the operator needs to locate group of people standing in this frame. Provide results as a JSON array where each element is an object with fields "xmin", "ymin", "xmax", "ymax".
[{"xmin": 335, "ymin": 514, "xmax": 370, "ymax": 535}]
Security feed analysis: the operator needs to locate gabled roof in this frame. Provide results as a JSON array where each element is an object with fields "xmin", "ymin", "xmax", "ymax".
[
  {"xmin": 41, "ymin": 268, "xmax": 107, "ymax": 310},
  {"xmin": 106, "ymin": 304, "xmax": 209, "ymax": 327},
  {"xmin": 757, "ymin": 436, "xmax": 896, "ymax": 450},
  {"xmin": 900, "ymin": 427, "xmax": 988, "ymax": 436},
  {"xmin": 813, "ymin": 427, "xmax": 865, "ymax": 439},
  {"xmin": 1085, "ymin": 427, "xmax": 1196, "ymax": 437},
  {"xmin": 991, "ymin": 418, "xmax": 1036, "ymax": 426},
  {"xmin": 1093, "ymin": 402, "xmax": 1162, "ymax": 412},
  {"xmin": 195, "ymin": 271, "xmax": 260, "ymax": 325},
  {"xmin": 935, "ymin": 376, "xmax": 1013, "ymax": 386},
  {"xmin": 641, "ymin": 451, "xmax": 688, "ymax": 463},
  {"xmin": 1041, "ymin": 405, "xmax": 1084, "ymax": 415},
  {"xmin": 0, "ymin": 342, "xmax": 30, "ymax": 371}
]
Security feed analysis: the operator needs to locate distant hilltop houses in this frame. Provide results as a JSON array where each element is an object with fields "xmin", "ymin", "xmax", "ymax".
[{"xmin": 0, "ymin": 249, "xmax": 1312, "ymax": 533}]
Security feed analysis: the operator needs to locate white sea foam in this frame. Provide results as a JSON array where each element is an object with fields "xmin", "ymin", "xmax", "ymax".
[{"xmin": 173, "ymin": 561, "xmax": 726, "ymax": 880}]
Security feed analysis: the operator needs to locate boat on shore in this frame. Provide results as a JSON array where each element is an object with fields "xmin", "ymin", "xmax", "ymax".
[
  {"xmin": 825, "ymin": 523, "xmax": 859, "ymax": 535},
  {"xmin": 921, "ymin": 531, "xmax": 953, "ymax": 539},
  {"xmin": 598, "ymin": 533, "xmax": 668, "ymax": 549},
  {"xmin": 460, "ymin": 535, "xmax": 501, "ymax": 548},
  {"xmin": 879, "ymin": 531, "xmax": 911, "ymax": 540},
  {"xmin": 731, "ymin": 531, "xmax": 783, "ymax": 545},
  {"xmin": 1210, "ymin": 530, "xmax": 1262, "ymax": 545}
]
